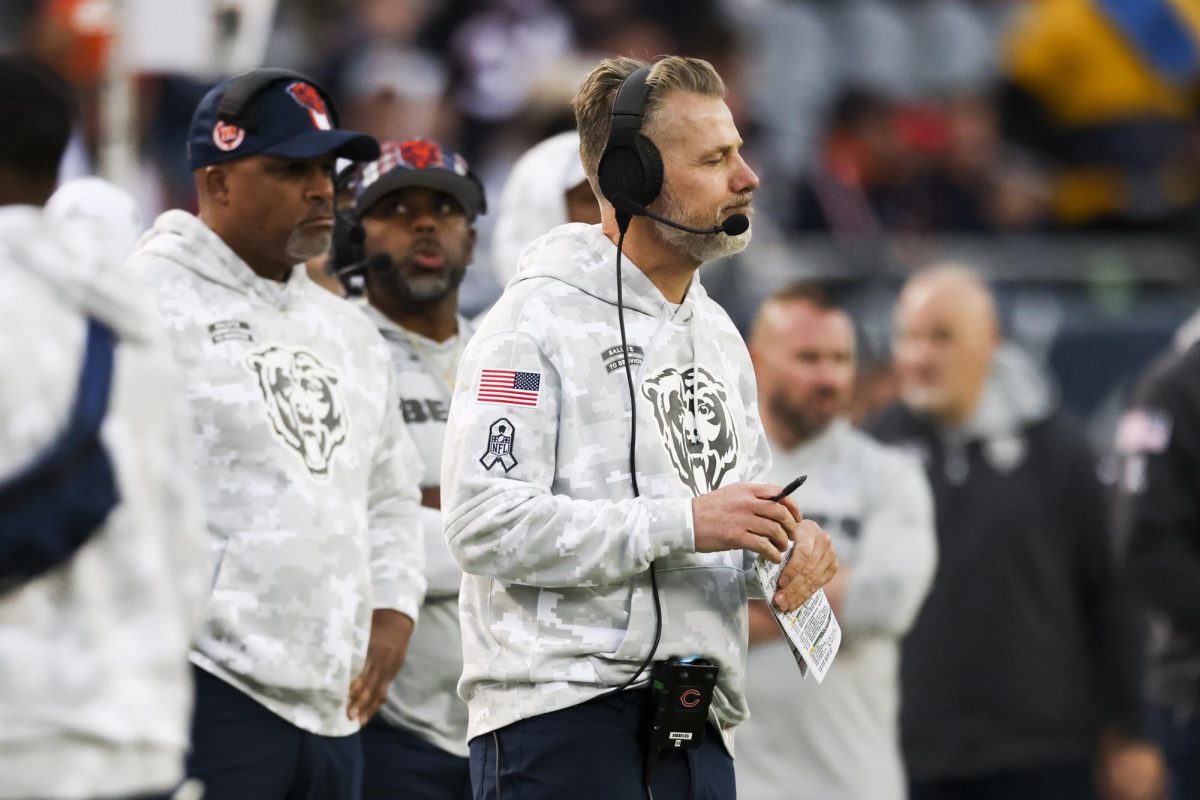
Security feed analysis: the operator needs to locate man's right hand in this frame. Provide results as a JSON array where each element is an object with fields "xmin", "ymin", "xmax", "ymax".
[{"xmin": 692, "ymin": 482, "xmax": 801, "ymax": 563}]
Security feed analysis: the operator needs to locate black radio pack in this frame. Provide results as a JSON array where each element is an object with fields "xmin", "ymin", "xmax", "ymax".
[{"xmin": 642, "ymin": 656, "xmax": 719, "ymax": 779}]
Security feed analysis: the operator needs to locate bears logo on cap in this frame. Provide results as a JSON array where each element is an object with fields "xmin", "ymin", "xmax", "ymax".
[
  {"xmin": 213, "ymin": 120, "xmax": 245, "ymax": 152},
  {"xmin": 399, "ymin": 139, "xmax": 443, "ymax": 170},
  {"xmin": 286, "ymin": 82, "xmax": 332, "ymax": 131}
]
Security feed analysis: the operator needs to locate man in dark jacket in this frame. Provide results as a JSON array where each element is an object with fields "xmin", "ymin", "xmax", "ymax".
[
  {"xmin": 870, "ymin": 265, "xmax": 1162, "ymax": 800},
  {"xmin": 1117, "ymin": 309, "xmax": 1200, "ymax": 800}
]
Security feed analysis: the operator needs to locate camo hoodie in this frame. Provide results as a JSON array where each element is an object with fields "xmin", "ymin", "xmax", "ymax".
[
  {"xmin": 0, "ymin": 204, "xmax": 206, "ymax": 798},
  {"xmin": 442, "ymin": 222, "xmax": 772, "ymax": 751},
  {"xmin": 129, "ymin": 210, "xmax": 426, "ymax": 737}
]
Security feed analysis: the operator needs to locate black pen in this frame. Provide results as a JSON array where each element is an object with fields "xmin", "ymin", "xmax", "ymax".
[{"xmin": 769, "ymin": 474, "xmax": 807, "ymax": 502}]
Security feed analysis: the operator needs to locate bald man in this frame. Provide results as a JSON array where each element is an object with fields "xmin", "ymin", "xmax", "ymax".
[
  {"xmin": 869, "ymin": 266, "xmax": 1162, "ymax": 800},
  {"xmin": 735, "ymin": 283, "xmax": 936, "ymax": 800}
]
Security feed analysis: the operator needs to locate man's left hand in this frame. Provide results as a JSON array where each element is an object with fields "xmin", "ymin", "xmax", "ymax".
[
  {"xmin": 773, "ymin": 519, "xmax": 838, "ymax": 613},
  {"xmin": 347, "ymin": 609, "xmax": 414, "ymax": 724}
]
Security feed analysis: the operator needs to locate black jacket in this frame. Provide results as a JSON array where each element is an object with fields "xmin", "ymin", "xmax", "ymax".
[
  {"xmin": 1118, "ymin": 327, "xmax": 1200, "ymax": 717},
  {"xmin": 870, "ymin": 347, "xmax": 1145, "ymax": 781}
]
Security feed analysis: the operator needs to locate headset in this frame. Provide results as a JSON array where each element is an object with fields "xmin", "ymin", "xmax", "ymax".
[
  {"xmin": 597, "ymin": 66, "xmax": 662, "ymax": 234},
  {"xmin": 215, "ymin": 68, "xmax": 342, "ymax": 130}
]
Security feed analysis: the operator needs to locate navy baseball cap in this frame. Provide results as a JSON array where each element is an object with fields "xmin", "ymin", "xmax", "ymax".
[
  {"xmin": 187, "ymin": 70, "xmax": 380, "ymax": 170},
  {"xmin": 351, "ymin": 139, "xmax": 487, "ymax": 220}
]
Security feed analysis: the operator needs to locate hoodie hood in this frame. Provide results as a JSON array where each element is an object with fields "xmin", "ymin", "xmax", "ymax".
[
  {"xmin": 491, "ymin": 131, "xmax": 587, "ymax": 287},
  {"xmin": 511, "ymin": 221, "xmax": 705, "ymax": 323},
  {"xmin": 134, "ymin": 209, "xmax": 310, "ymax": 310},
  {"xmin": 0, "ymin": 204, "xmax": 155, "ymax": 342},
  {"xmin": 45, "ymin": 177, "xmax": 145, "ymax": 264},
  {"xmin": 960, "ymin": 343, "xmax": 1057, "ymax": 441}
]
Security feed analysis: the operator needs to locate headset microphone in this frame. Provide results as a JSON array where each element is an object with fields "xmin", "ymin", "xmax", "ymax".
[
  {"xmin": 610, "ymin": 195, "xmax": 749, "ymax": 236},
  {"xmin": 332, "ymin": 251, "xmax": 391, "ymax": 278}
]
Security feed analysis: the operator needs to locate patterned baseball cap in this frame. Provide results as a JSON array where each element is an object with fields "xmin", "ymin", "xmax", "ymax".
[
  {"xmin": 351, "ymin": 139, "xmax": 487, "ymax": 220},
  {"xmin": 188, "ymin": 70, "xmax": 379, "ymax": 170}
]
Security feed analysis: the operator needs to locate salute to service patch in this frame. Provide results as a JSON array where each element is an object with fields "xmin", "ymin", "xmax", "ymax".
[{"xmin": 475, "ymin": 368, "xmax": 541, "ymax": 407}]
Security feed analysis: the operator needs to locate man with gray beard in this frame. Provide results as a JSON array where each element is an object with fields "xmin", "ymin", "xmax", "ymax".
[
  {"xmin": 441, "ymin": 55, "xmax": 837, "ymax": 800},
  {"xmin": 127, "ymin": 70, "xmax": 428, "ymax": 798}
]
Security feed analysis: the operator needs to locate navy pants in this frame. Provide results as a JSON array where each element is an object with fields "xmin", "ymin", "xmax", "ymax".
[
  {"xmin": 1150, "ymin": 703, "xmax": 1200, "ymax": 800},
  {"xmin": 361, "ymin": 716, "xmax": 471, "ymax": 800},
  {"xmin": 468, "ymin": 691, "xmax": 735, "ymax": 800},
  {"xmin": 187, "ymin": 667, "xmax": 363, "ymax": 800},
  {"xmin": 909, "ymin": 761, "xmax": 1096, "ymax": 800}
]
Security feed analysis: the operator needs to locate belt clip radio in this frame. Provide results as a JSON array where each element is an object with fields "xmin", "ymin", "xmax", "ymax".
[{"xmin": 643, "ymin": 656, "xmax": 719, "ymax": 778}]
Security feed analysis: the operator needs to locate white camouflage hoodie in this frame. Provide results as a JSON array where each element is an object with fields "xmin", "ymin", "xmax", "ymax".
[
  {"xmin": 0, "ymin": 205, "xmax": 206, "ymax": 799},
  {"xmin": 442, "ymin": 222, "xmax": 771, "ymax": 751},
  {"xmin": 129, "ymin": 210, "xmax": 426, "ymax": 737}
]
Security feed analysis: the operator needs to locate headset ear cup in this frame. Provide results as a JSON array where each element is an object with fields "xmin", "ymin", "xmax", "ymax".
[
  {"xmin": 598, "ymin": 139, "xmax": 643, "ymax": 206},
  {"xmin": 598, "ymin": 131, "xmax": 664, "ymax": 208},
  {"xmin": 635, "ymin": 134, "xmax": 663, "ymax": 206}
]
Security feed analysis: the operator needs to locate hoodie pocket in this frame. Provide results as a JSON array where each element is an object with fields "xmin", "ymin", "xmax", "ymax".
[
  {"xmin": 200, "ymin": 529, "xmax": 369, "ymax": 692},
  {"xmin": 581, "ymin": 579, "xmax": 655, "ymax": 685}
]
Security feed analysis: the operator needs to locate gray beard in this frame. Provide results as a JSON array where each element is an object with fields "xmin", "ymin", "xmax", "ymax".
[
  {"xmin": 373, "ymin": 258, "xmax": 468, "ymax": 305},
  {"xmin": 396, "ymin": 270, "xmax": 457, "ymax": 303},
  {"xmin": 654, "ymin": 190, "xmax": 751, "ymax": 264},
  {"xmin": 286, "ymin": 227, "xmax": 332, "ymax": 263}
]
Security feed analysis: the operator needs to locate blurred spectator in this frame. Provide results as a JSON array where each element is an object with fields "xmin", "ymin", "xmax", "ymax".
[
  {"xmin": 917, "ymin": 93, "xmax": 1050, "ymax": 231},
  {"xmin": 444, "ymin": 0, "xmax": 575, "ymax": 163},
  {"xmin": 0, "ymin": 55, "xmax": 206, "ymax": 800},
  {"xmin": 1117, "ymin": 303, "xmax": 1200, "ymax": 799},
  {"xmin": 869, "ymin": 265, "xmax": 1163, "ymax": 800},
  {"xmin": 792, "ymin": 87, "xmax": 925, "ymax": 236},
  {"xmin": 323, "ymin": 0, "xmax": 454, "ymax": 146},
  {"xmin": 999, "ymin": 0, "xmax": 1200, "ymax": 229},
  {"xmin": 490, "ymin": 130, "xmax": 599, "ymax": 286},
  {"xmin": 338, "ymin": 44, "xmax": 452, "ymax": 144},
  {"xmin": 794, "ymin": 86, "xmax": 1050, "ymax": 236},
  {"xmin": 738, "ymin": 283, "xmax": 937, "ymax": 800}
]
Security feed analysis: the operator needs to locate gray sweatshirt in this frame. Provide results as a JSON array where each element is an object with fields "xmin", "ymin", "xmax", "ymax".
[
  {"xmin": 736, "ymin": 418, "xmax": 936, "ymax": 800},
  {"xmin": 441, "ymin": 222, "xmax": 772, "ymax": 751}
]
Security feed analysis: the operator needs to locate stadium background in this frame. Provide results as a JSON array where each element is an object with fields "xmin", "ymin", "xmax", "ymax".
[{"xmin": 5, "ymin": 0, "xmax": 1199, "ymax": 461}]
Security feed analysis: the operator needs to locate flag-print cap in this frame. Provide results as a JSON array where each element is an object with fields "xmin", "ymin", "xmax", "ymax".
[{"xmin": 351, "ymin": 139, "xmax": 487, "ymax": 220}]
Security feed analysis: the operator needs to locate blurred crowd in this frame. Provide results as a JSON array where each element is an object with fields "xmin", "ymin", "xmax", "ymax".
[{"xmin": 9, "ymin": 0, "xmax": 1200, "ymax": 238}]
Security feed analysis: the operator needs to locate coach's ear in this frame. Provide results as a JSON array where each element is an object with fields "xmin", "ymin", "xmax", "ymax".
[{"xmin": 201, "ymin": 164, "xmax": 233, "ymax": 207}]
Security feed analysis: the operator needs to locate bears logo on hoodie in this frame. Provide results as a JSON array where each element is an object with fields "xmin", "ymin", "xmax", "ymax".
[{"xmin": 642, "ymin": 365, "xmax": 739, "ymax": 495}]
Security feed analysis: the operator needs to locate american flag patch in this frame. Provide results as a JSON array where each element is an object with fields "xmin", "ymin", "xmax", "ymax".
[{"xmin": 476, "ymin": 369, "xmax": 541, "ymax": 407}]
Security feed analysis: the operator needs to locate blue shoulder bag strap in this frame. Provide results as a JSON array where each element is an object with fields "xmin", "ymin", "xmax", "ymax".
[{"xmin": 0, "ymin": 318, "xmax": 120, "ymax": 590}]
